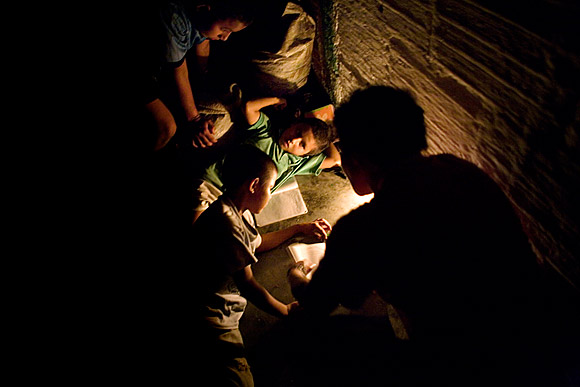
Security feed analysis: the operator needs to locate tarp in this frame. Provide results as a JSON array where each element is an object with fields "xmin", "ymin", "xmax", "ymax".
[{"xmin": 250, "ymin": 2, "xmax": 316, "ymax": 96}]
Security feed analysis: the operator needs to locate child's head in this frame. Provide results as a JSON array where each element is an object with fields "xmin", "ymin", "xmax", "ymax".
[
  {"xmin": 191, "ymin": 0, "xmax": 255, "ymax": 41},
  {"xmin": 221, "ymin": 145, "xmax": 278, "ymax": 213},
  {"xmin": 278, "ymin": 118, "xmax": 333, "ymax": 157}
]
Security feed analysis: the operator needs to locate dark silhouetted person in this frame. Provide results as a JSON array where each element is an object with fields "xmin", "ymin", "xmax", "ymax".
[{"xmin": 288, "ymin": 86, "xmax": 579, "ymax": 386}]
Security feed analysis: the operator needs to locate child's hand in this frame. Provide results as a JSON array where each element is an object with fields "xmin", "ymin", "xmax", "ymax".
[
  {"xmin": 274, "ymin": 97, "xmax": 288, "ymax": 110},
  {"xmin": 299, "ymin": 218, "xmax": 332, "ymax": 241},
  {"xmin": 287, "ymin": 261, "xmax": 313, "ymax": 300},
  {"xmin": 286, "ymin": 301, "xmax": 301, "ymax": 315},
  {"xmin": 191, "ymin": 116, "xmax": 216, "ymax": 148}
]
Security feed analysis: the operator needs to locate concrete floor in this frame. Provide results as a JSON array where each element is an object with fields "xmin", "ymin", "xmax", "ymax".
[
  {"xmin": 239, "ymin": 172, "xmax": 580, "ymax": 387},
  {"xmin": 239, "ymin": 171, "xmax": 407, "ymax": 386},
  {"xmin": 242, "ymin": 171, "xmax": 373, "ymax": 342}
]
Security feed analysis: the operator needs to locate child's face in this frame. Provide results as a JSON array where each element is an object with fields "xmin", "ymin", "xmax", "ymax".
[
  {"xmin": 248, "ymin": 169, "xmax": 277, "ymax": 214},
  {"xmin": 200, "ymin": 18, "xmax": 248, "ymax": 41},
  {"xmin": 279, "ymin": 124, "xmax": 318, "ymax": 156}
]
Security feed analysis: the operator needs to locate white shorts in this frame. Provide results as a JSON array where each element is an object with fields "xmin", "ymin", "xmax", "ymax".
[{"xmin": 193, "ymin": 180, "xmax": 223, "ymax": 212}]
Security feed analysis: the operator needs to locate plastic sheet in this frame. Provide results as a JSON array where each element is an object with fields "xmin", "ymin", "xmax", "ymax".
[{"xmin": 250, "ymin": 2, "xmax": 316, "ymax": 96}]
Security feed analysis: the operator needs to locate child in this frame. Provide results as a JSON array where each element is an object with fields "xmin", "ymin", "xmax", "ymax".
[
  {"xmin": 192, "ymin": 96, "xmax": 342, "ymax": 222},
  {"xmin": 195, "ymin": 145, "xmax": 331, "ymax": 386},
  {"xmin": 158, "ymin": 0, "xmax": 255, "ymax": 148}
]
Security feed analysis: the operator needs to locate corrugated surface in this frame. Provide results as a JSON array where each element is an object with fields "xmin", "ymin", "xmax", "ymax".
[{"xmin": 306, "ymin": 0, "xmax": 580, "ymax": 288}]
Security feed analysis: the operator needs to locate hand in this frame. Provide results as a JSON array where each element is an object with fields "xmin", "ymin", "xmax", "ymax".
[
  {"xmin": 286, "ymin": 301, "xmax": 301, "ymax": 315},
  {"xmin": 299, "ymin": 218, "xmax": 332, "ymax": 241},
  {"xmin": 287, "ymin": 261, "xmax": 313, "ymax": 299},
  {"xmin": 274, "ymin": 97, "xmax": 287, "ymax": 110},
  {"xmin": 190, "ymin": 116, "xmax": 216, "ymax": 148}
]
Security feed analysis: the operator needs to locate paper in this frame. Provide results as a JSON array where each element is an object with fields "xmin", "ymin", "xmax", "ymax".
[
  {"xmin": 255, "ymin": 177, "xmax": 308, "ymax": 226},
  {"xmin": 287, "ymin": 242, "xmax": 326, "ymax": 278}
]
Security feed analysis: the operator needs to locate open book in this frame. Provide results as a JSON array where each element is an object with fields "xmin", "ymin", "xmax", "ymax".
[
  {"xmin": 255, "ymin": 177, "xmax": 308, "ymax": 226},
  {"xmin": 287, "ymin": 241, "xmax": 326, "ymax": 279}
]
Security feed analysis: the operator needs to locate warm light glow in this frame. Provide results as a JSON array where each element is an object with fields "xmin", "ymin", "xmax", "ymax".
[{"xmin": 335, "ymin": 190, "xmax": 374, "ymax": 219}]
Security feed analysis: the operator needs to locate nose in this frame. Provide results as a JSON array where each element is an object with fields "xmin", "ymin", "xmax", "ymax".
[{"xmin": 221, "ymin": 31, "xmax": 232, "ymax": 41}]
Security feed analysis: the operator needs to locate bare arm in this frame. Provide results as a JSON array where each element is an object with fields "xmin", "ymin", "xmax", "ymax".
[
  {"xmin": 194, "ymin": 39, "xmax": 210, "ymax": 74},
  {"xmin": 234, "ymin": 266, "xmax": 295, "ymax": 318},
  {"xmin": 244, "ymin": 97, "xmax": 287, "ymax": 126},
  {"xmin": 172, "ymin": 59, "xmax": 199, "ymax": 121},
  {"xmin": 173, "ymin": 58, "xmax": 216, "ymax": 147},
  {"xmin": 320, "ymin": 142, "xmax": 341, "ymax": 169},
  {"xmin": 256, "ymin": 219, "xmax": 332, "ymax": 253}
]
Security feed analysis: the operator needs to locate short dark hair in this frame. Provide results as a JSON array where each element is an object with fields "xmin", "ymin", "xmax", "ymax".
[
  {"xmin": 221, "ymin": 145, "xmax": 277, "ymax": 191},
  {"xmin": 334, "ymin": 86, "xmax": 427, "ymax": 167},
  {"xmin": 189, "ymin": 0, "xmax": 255, "ymax": 27},
  {"xmin": 297, "ymin": 117, "xmax": 334, "ymax": 156}
]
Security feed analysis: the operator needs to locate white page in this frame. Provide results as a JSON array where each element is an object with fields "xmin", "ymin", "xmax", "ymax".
[
  {"xmin": 255, "ymin": 177, "xmax": 308, "ymax": 226},
  {"xmin": 287, "ymin": 242, "xmax": 326, "ymax": 279}
]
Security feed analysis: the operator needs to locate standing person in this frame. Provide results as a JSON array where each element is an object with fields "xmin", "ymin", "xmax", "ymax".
[
  {"xmin": 195, "ymin": 145, "xmax": 331, "ymax": 386},
  {"xmin": 160, "ymin": 0, "xmax": 254, "ymax": 148},
  {"xmin": 287, "ymin": 86, "xmax": 575, "ymax": 386}
]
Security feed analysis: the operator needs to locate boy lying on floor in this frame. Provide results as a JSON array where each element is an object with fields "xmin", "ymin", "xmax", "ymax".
[{"xmin": 192, "ymin": 96, "xmax": 341, "ymax": 223}]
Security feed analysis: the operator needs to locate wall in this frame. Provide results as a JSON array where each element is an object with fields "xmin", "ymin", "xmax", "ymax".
[{"xmin": 302, "ymin": 0, "xmax": 580, "ymax": 288}]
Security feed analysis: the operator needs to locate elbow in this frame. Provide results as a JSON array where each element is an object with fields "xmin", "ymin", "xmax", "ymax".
[
  {"xmin": 243, "ymin": 101, "xmax": 252, "ymax": 119},
  {"xmin": 320, "ymin": 156, "xmax": 341, "ymax": 170},
  {"xmin": 243, "ymin": 102, "xmax": 260, "ymax": 125},
  {"xmin": 326, "ymin": 153, "xmax": 342, "ymax": 169}
]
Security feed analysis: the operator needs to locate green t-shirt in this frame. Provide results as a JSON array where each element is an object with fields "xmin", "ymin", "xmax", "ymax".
[{"xmin": 203, "ymin": 113, "xmax": 327, "ymax": 192}]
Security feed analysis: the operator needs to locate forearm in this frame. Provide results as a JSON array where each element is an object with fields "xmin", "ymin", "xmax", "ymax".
[
  {"xmin": 257, "ymin": 224, "xmax": 303, "ymax": 253},
  {"xmin": 240, "ymin": 277, "xmax": 289, "ymax": 317},
  {"xmin": 173, "ymin": 59, "xmax": 199, "ymax": 121},
  {"xmin": 195, "ymin": 40, "xmax": 210, "ymax": 74},
  {"xmin": 244, "ymin": 97, "xmax": 283, "ymax": 125}
]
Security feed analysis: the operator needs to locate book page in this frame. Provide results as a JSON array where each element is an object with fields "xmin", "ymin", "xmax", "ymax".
[
  {"xmin": 255, "ymin": 177, "xmax": 308, "ymax": 226},
  {"xmin": 287, "ymin": 242, "xmax": 326, "ymax": 279}
]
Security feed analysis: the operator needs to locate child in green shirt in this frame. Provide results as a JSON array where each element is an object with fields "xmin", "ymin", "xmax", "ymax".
[{"xmin": 193, "ymin": 97, "xmax": 341, "ymax": 222}]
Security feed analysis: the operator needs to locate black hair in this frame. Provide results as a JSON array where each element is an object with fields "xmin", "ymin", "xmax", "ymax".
[
  {"xmin": 187, "ymin": 0, "xmax": 255, "ymax": 28},
  {"xmin": 296, "ymin": 117, "xmax": 334, "ymax": 156},
  {"xmin": 334, "ymin": 86, "xmax": 427, "ymax": 167},
  {"xmin": 221, "ymin": 145, "xmax": 277, "ymax": 191}
]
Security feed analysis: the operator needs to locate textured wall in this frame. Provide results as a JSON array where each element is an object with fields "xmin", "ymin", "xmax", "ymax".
[{"xmin": 303, "ymin": 0, "xmax": 580, "ymax": 288}]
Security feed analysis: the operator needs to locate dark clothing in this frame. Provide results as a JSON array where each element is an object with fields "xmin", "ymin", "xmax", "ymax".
[{"xmin": 300, "ymin": 154, "xmax": 567, "ymax": 385}]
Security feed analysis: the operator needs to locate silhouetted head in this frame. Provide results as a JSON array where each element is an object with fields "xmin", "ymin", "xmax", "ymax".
[
  {"xmin": 334, "ymin": 86, "xmax": 427, "ymax": 194},
  {"xmin": 335, "ymin": 86, "xmax": 426, "ymax": 166}
]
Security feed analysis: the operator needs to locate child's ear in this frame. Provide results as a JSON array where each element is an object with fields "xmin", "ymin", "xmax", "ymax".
[{"xmin": 249, "ymin": 177, "xmax": 260, "ymax": 194}]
